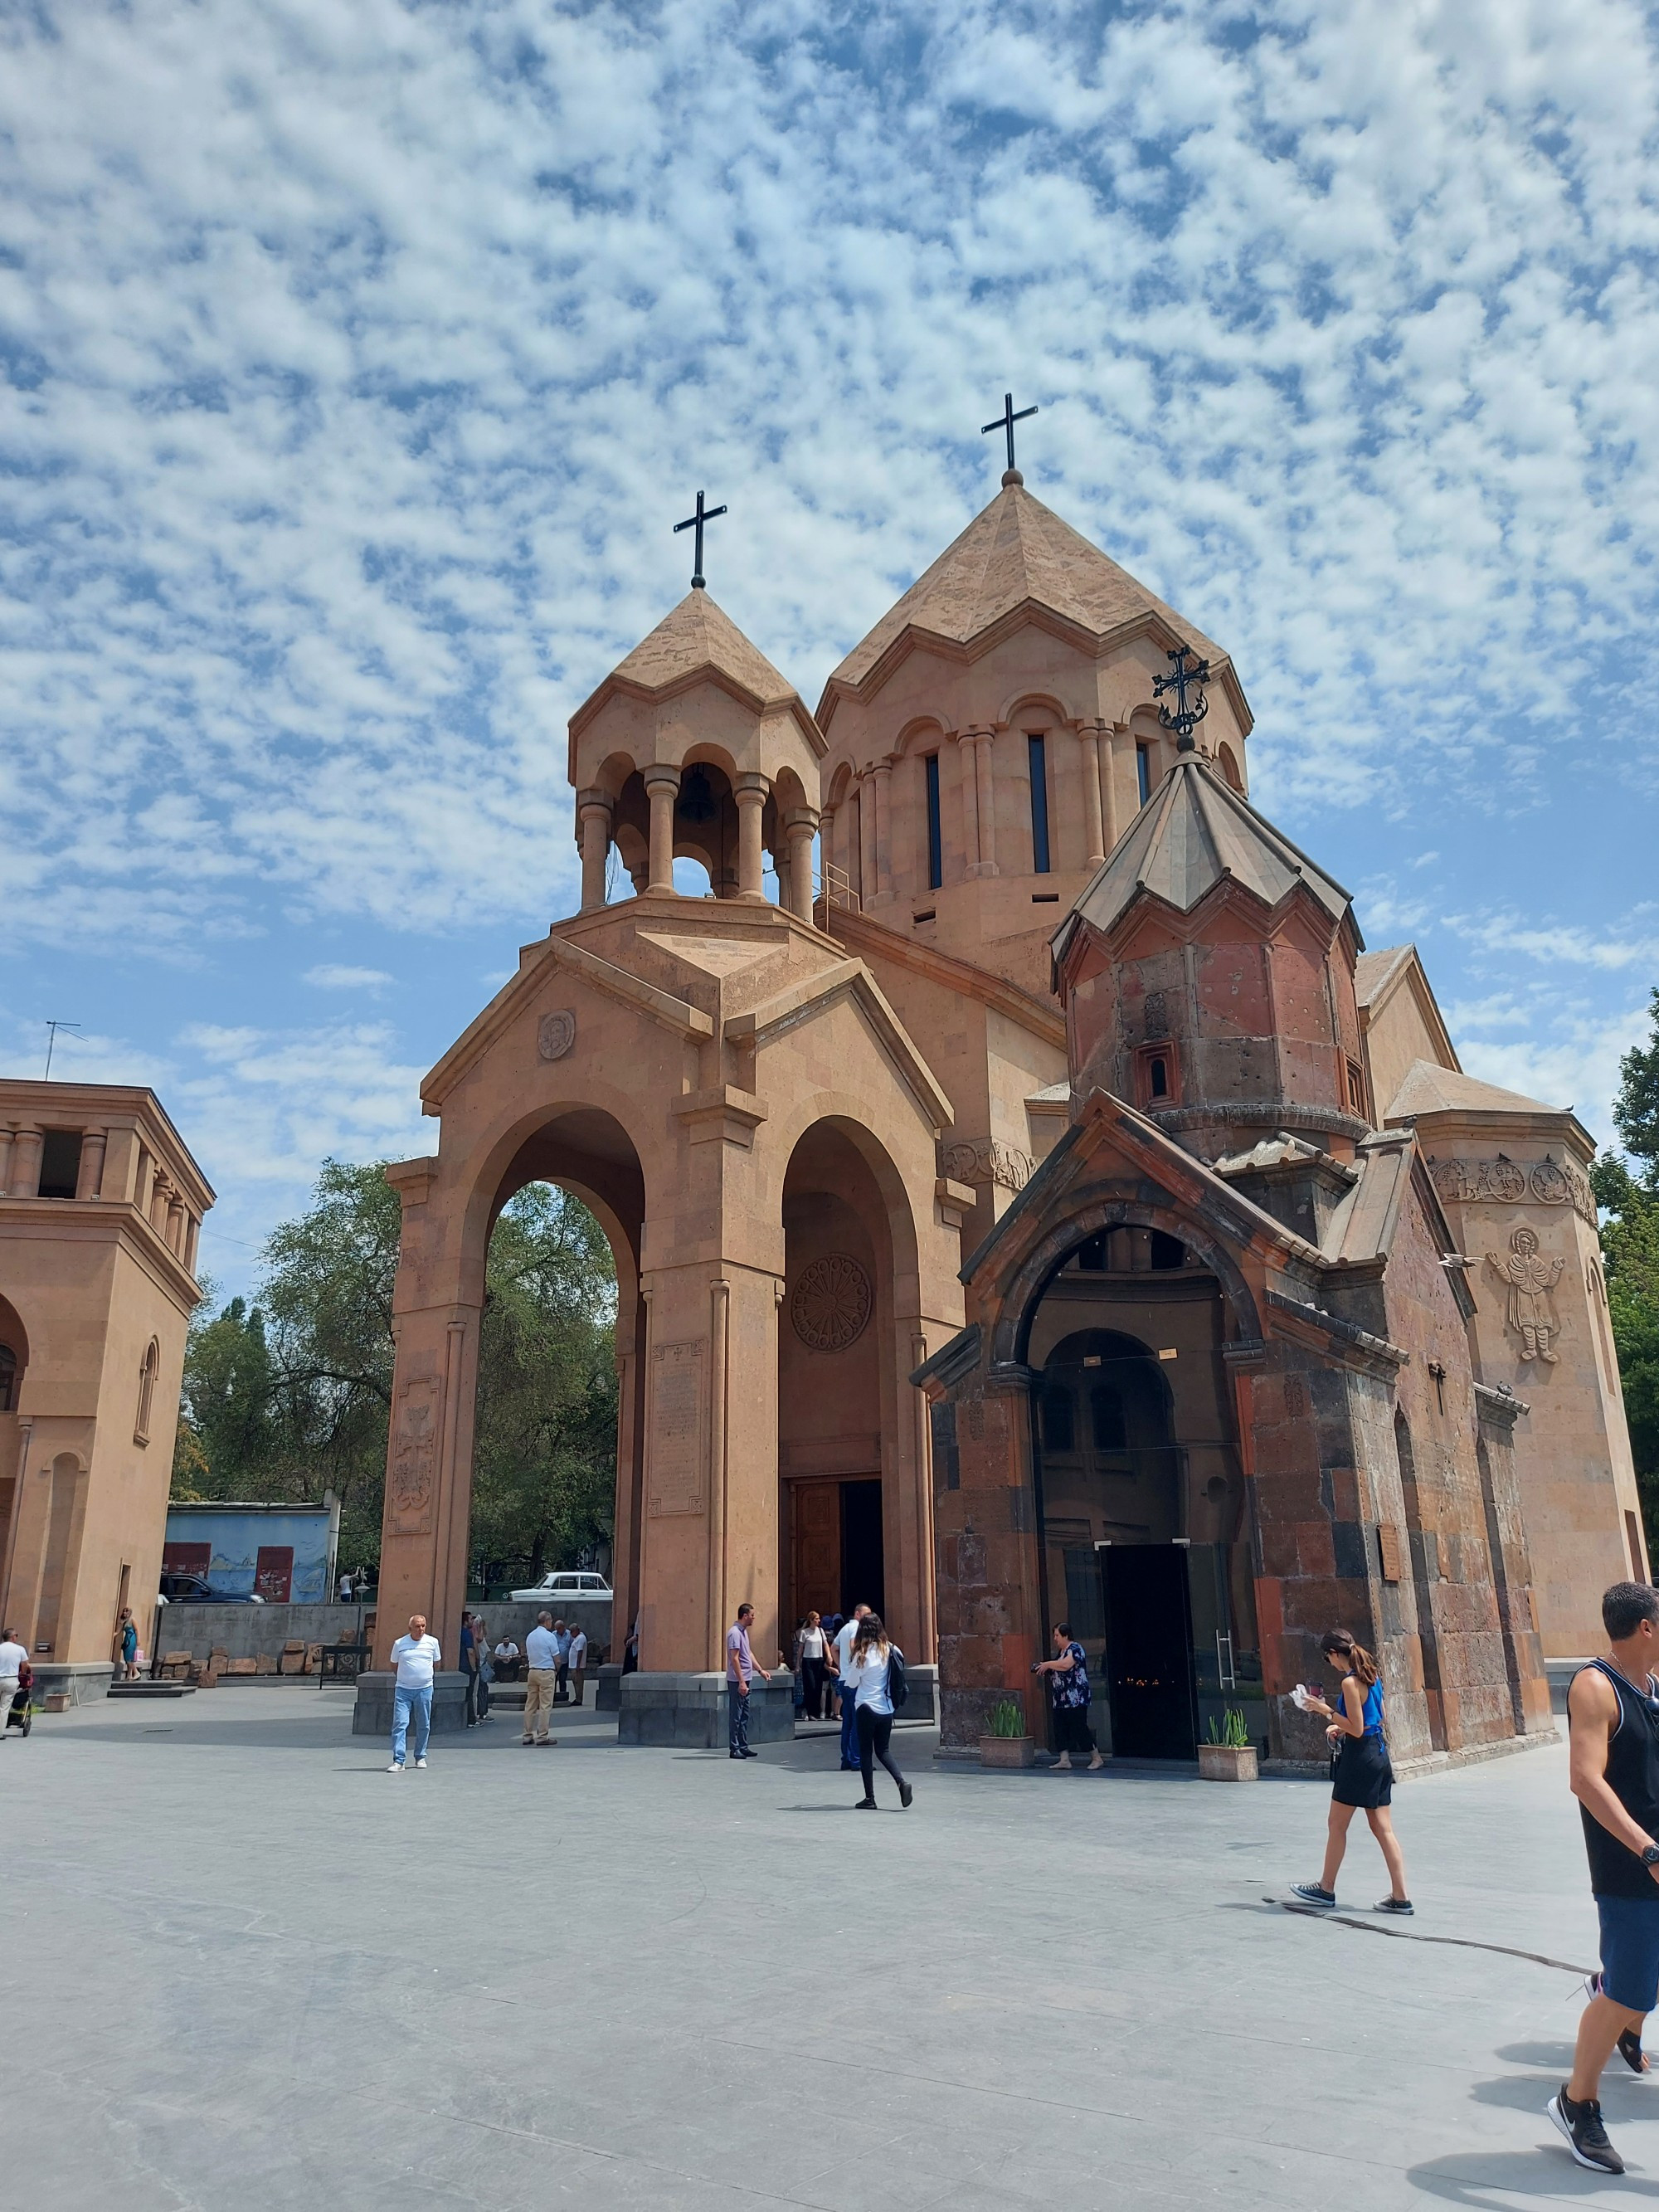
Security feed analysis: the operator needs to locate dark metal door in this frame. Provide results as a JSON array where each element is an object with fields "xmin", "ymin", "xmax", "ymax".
[{"xmin": 1102, "ymin": 1543, "xmax": 1198, "ymax": 1758}]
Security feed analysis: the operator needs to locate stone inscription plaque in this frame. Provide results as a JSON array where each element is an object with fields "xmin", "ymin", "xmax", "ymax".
[{"xmin": 648, "ymin": 1338, "xmax": 706, "ymax": 1516}]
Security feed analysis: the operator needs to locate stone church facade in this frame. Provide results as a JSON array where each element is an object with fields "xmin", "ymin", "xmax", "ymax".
[{"xmin": 376, "ymin": 460, "xmax": 1641, "ymax": 1763}]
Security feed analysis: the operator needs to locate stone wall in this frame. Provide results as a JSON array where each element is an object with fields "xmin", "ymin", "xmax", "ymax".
[{"xmin": 153, "ymin": 1597, "xmax": 613, "ymax": 1669}]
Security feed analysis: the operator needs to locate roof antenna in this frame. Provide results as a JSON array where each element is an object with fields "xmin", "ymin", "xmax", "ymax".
[{"xmin": 44, "ymin": 1019, "xmax": 81, "ymax": 1079}]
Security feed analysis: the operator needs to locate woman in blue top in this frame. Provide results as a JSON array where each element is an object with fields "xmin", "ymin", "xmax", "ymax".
[{"xmin": 1292, "ymin": 1630, "xmax": 1412, "ymax": 1915}]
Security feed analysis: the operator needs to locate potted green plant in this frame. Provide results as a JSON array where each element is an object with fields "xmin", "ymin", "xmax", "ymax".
[
  {"xmin": 979, "ymin": 1696, "xmax": 1036, "ymax": 1769},
  {"xmin": 1198, "ymin": 1708, "xmax": 1259, "ymax": 1781}
]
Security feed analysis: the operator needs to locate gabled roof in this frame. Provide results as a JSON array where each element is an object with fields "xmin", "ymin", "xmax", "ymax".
[
  {"xmin": 1354, "ymin": 945, "xmax": 1414, "ymax": 1008},
  {"xmin": 1386, "ymin": 1060, "xmax": 1562, "ymax": 1120},
  {"xmin": 818, "ymin": 475, "xmax": 1244, "ymax": 719},
  {"xmin": 568, "ymin": 589, "xmax": 825, "ymax": 758},
  {"xmin": 1052, "ymin": 752, "xmax": 1354, "ymax": 960}
]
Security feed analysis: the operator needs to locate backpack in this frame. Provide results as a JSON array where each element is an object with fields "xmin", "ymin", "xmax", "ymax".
[{"xmin": 887, "ymin": 1647, "xmax": 908, "ymax": 1710}]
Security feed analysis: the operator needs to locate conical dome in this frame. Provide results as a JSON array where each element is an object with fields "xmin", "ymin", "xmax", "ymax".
[{"xmin": 605, "ymin": 589, "xmax": 802, "ymax": 712}]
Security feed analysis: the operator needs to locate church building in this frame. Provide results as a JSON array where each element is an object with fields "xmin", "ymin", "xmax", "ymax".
[{"xmin": 373, "ymin": 446, "xmax": 1641, "ymax": 1766}]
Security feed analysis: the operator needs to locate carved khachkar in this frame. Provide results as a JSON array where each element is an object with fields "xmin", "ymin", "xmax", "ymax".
[
  {"xmin": 1430, "ymin": 1152, "xmax": 1595, "ymax": 1226},
  {"xmin": 390, "ymin": 1375, "xmax": 442, "ymax": 1534},
  {"xmin": 940, "ymin": 1136, "xmax": 1034, "ymax": 1193},
  {"xmin": 538, "ymin": 1010, "xmax": 577, "ymax": 1061},
  {"xmin": 647, "ymin": 1339, "xmax": 705, "ymax": 1514},
  {"xmin": 1486, "ymin": 1225, "xmax": 1565, "ymax": 1363},
  {"xmin": 791, "ymin": 1253, "xmax": 873, "ymax": 1352}
]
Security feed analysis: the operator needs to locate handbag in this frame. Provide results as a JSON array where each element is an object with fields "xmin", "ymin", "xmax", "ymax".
[{"xmin": 888, "ymin": 1648, "xmax": 908, "ymax": 1711}]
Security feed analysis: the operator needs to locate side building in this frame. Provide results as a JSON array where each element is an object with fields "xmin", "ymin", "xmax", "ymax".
[{"xmin": 0, "ymin": 1081, "xmax": 212, "ymax": 1702}]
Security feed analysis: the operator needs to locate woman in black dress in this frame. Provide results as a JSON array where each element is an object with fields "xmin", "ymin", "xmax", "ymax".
[{"xmin": 1292, "ymin": 1630, "xmax": 1412, "ymax": 1915}]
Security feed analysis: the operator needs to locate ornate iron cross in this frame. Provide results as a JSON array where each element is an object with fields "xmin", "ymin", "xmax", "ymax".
[
  {"xmin": 981, "ymin": 391, "xmax": 1038, "ymax": 475},
  {"xmin": 1154, "ymin": 643, "xmax": 1210, "ymax": 751},
  {"xmin": 673, "ymin": 489, "xmax": 727, "ymax": 589}
]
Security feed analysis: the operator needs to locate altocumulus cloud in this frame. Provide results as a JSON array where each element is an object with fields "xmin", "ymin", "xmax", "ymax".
[{"xmin": 2, "ymin": 0, "xmax": 1657, "ymax": 1255}]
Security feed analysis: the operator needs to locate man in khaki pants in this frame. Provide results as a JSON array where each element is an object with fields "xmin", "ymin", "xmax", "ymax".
[{"xmin": 522, "ymin": 1610, "xmax": 560, "ymax": 1747}]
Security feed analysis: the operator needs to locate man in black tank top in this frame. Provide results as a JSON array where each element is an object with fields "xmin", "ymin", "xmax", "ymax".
[{"xmin": 1553, "ymin": 1581, "xmax": 1659, "ymax": 2175}]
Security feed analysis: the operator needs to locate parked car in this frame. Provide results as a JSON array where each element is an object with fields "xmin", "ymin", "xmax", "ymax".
[
  {"xmin": 508, "ymin": 1570, "xmax": 612, "ymax": 1603},
  {"xmin": 157, "ymin": 1572, "xmax": 265, "ymax": 1605}
]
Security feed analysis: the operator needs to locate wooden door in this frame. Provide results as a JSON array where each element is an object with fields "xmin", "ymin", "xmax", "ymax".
[
  {"xmin": 254, "ymin": 1546, "xmax": 294, "ymax": 1604},
  {"xmin": 789, "ymin": 1482, "xmax": 841, "ymax": 1626}
]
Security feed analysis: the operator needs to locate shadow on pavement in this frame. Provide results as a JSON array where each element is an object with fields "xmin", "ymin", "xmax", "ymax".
[{"xmin": 1407, "ymin": 2148, "xmax": 1659, "ymax": 2201}]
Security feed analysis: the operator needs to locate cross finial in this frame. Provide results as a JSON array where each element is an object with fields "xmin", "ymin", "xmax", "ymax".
[
  {"xmin": 1153, "ymin": 644, "xmax": 1211, "ymax": 753},
  {"xmin": 672, "ymin": 489, "xmax": 728, "ymax": 590},
  {"xmin": 981, "ymin": 391, "xmax": 1038, "ymax": 482}
]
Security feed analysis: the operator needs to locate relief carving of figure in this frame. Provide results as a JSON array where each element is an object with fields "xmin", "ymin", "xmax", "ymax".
[{"xmin": 1486, "ymin": 1225, "xmax": 1564, "ymax": 1364}]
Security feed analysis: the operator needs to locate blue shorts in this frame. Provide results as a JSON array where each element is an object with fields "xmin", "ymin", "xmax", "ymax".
[{"xmin": 1596, "ymin": 1895, "xmax": 1659, "ymax": 2015}]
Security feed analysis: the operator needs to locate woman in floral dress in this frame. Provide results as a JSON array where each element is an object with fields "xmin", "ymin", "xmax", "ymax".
[{"xmin": 1034, "ymin": 1623, "xmax": 1104, "ymax": 1771}]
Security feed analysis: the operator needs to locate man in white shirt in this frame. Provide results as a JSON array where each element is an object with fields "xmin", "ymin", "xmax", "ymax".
[
  {"xmin": 387, "ymin": 1614, "xmax": 441, "ymax": 1772},
  {"xmin": 493, "ymin": 1635, "xmax": 521, "ymax": 1683},
  {"xmin": 567, "ymin": 1624, "xmax": 589, "ymax": 1706},
  {"xmin": 0, "ymin": 1627, "xmax": 26, "ymax": 1739},
  {"xmin": 338, "ymin": 1571, "xmax": 354, "ymax": 1601},
  {"xmin": 834, "ymin": 1605, "xmax": 871, "ymax": 1773},
  {"xmin": 523, "ymin": 1610, "xmax": 561, "ymax": 1747}
]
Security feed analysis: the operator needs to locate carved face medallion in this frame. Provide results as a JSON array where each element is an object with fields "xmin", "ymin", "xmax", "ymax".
[
  {"xmin": 791, "ymin": 1253, "xmax": 873, "ymax": 1352},
  {"xmin": 538, "ymin": 1010, "xmax": 577, "ymax": 1062}
]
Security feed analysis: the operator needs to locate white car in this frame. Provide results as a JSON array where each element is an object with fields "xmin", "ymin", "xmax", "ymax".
[{"xmin": 508, "ymin": 1570, "xmax": 613, "ymax": 1602}]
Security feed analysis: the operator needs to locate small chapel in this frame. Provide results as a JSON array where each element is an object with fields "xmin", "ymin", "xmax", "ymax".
[{"xmin": 373, "ymin": 436, "xmax": 1642, "ymax": 1767}]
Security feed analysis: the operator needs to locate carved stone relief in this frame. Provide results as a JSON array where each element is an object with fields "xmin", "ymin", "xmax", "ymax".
[
  {"xmin": 647, "ymin": 1338, "xmax": 706, "ymax": 1514},
  {"xmin": 390, "ymin": 1374, "xmax": 442, "ymax": 1534},
  {"xmin": 1429, "ymin": 1152, "xmax": 1594, "ymax": 1225},
  {"xmin": 940, "ymin": 1136, "xmax": 1034, "ymax": 1193},
  {"xmin": 791, "ymin": 1253, "xmax": 873, "ymax": 1352},
  {"xmin": 538, "ymin": 1010, "xmax": 577, "ymax": 1062},
  {"xmin": 1485, "ymin": 1225, "xmax": 1565, "ymax": 1363}
]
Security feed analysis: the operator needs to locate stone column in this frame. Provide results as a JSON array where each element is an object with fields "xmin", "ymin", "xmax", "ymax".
[
  {"xmin": 872, "ymin": 758, "xmax": 893, "ymax": 899},
  {"xmin": 966, "ymin": 729, "xmax": 998, "ymax": 877},
  {"xmin": 1079, "ymin": 720, "xmax": 1107, "ymax": 867},
  {"xmin": 784, "ymin": 814, "xmax": 817, "ymax": 920},
  {"xmin": 577, "ymin": 789, "xmax": 613, "ymax": 914},
  {"xmin": 1102, "ymin": 724, "xmax": 1124, "ymax": 851},
  {"xmin": 167, "ymin": 1194, "xmax": 187, "ymax": 1255},
  {"xmin": 733, "ymin": 773, "xmax": 768, "ymax": 900},
  {"xmin": 0, "ymin": 1128, "xmax": 13, "ymax": 1196},
  {"xmin": 150, "ymin": 1173, "xmax": 173, "ymax": 1235},
  {"xmin": 815, "ymin": 806, "xmax": 835, "ymax": 906},
  {"xmin": 858, "ymin": 772, "xmax": 878, "ymax": 906},
  {"xmin": 9, "ymin": 1127, "xmax": 42, "ymax": 1200},
  {"xmin": 644, "ymin": 765, "xmax": 680, "ymax": 894},
  {"xmin": 956, "ymin": 733, "xmax": 979, "ymax": 881},
  {"xmin": 75, "ymin": 1128, "xmax": 107, "ymax": 1201}
]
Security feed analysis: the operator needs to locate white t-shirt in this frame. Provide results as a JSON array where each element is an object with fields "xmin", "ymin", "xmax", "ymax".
[
  {"xmin": 389, "ymin": 1633, "xmax": 440, "ymax": 1689},
  {"xmin": 0, "ymin": 1637, "xmax": 26, "ymax": 1679},
  {"xmin": 567, "ymin": 1630, "xmax": 588, "ymax": 1668},
  {"xmin": 833, "ymin": 1619, "xmax": 861, "ymax": 1679},
  {"xmin": 844, "ymin": 1645, "xmax": 894, "ymax": 1715},
  {"xmin": 800, "ymin": 1625, "xmax": 825, "ymax": 1659},
  {"xmin": 494, "ymin": 1640, "xmax": 518, "ymax": 1662},
  {"xmin": 525, "ymin": 1625, "xmax": 560, "ymax": 1669}
]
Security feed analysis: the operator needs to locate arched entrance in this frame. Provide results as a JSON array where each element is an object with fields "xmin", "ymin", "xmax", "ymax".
[{"xmin": 1024, "ymin": 1228, "xmax": 1257, "ymax": 1758}]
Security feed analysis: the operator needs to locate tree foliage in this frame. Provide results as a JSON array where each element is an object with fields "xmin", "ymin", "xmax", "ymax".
[
  {"xmin": 173, "ymin": 1162, "xmax": 617, "ymax": 1578},
  {"xmin": 1593, "ymin": 987, "xmax": 1659, "ymax": 1539}
]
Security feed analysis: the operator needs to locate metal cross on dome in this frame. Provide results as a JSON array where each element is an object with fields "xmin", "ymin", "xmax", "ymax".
[
  {"xmin": 1154, "ymin": 642, "xmax": 1210, "ymax": 751},
  {"xmin": 672, "ymin": 488, "xmax": 727, "ymax": 590},
  {"xmin": 981, "ymin": 391, "xmax": 1038, "ymax": 475}
]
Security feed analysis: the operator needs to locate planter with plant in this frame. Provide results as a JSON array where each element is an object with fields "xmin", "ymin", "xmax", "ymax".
[
  {"xmin": 979, "ymin": 1696, "xmax": 1036, "ymax": 1769},
  {"xmin": 1197, "ymin": 1708, "xmax": 1259, "ymax": 1781}
]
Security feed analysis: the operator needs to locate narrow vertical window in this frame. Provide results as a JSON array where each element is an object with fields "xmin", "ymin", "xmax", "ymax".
[
  {"xmin": 924, "ymin": 753, "xmax": 942, "ymax": 890},
  {"xmin": 1027, "ymin": 733, "xmax": 1051, "ymax": 874},
  {"xmin": 1136, "ymin": 743, "xmax": 1152, "ymax": 805}
]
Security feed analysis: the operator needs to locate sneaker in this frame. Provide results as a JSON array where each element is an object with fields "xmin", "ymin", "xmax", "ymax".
[
  {"xmin": 387, "ymin": 1762, "xmax": 403, "ymax": 1773},
  {"xmin": 414, "ymin": 1756, "xmax": 427, "ymax": 1768},
  {"xmin": 855, "ymin": 1797, "xmax": 878, "ymax": 1810},
  {"xmin": 741, "ymin": 1747, "xmax": 759, "ymax": 1759},
  {"xmin": 899, "ymin": 1781, "xmax": 914, "ymax": 1810},
  {"xmin": 1374, "ymin": 1897, "xmax": 1413, "ymax": 1916},
  {"xmin": 729, "ymin": 1751, "xmax": 744, "ymax": 1759},
  {"xmin": 1549, "ymin": 2087, "xmax": 1624, "ymax": 2174},
  {"xmin": 521, "ymin": 1737, "xmax": 533, "ymax": 1746},
  {"xmin": 1290, "ymin": 1883, "xmax": 1336, "ymax": 1908}
]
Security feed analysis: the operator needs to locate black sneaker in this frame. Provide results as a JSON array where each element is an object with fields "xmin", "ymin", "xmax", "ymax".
[
  {"xmin": 1290, "ymin": 1883, "xmax": 1336, "ymax": 1908},
  {"xmin": 1374, "ymin": 1897, "xmax": 1414, "ymax": 1916},
  {"xmin": 740, "ymin": 1747, "xmax": 759, "ymax": 1759},
  {"xmin": 1549, "ymin": 2087, "xmax": 1625, "ymax": 2174},
  {"xmin": 899, "ymin": 1781, "xmax": 914, "ymax": 1810},
  {"xmin": 854, "ymin": 1797, "xmax": 877, "ymax": 1810}
]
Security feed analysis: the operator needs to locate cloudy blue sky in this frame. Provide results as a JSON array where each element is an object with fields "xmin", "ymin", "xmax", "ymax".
[{"xmin": 3, "ymin": 0, "xmax": 1657, "ymax": 1292}]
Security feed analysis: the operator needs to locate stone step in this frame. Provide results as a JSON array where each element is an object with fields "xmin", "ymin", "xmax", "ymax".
[{"xmin": 108, "ymin": 1681, "xmax": 197, "ymax": 1699}]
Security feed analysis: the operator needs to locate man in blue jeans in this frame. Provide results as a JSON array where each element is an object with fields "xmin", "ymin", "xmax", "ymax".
[
  {"xmin": 387, "ymin": 1613, "xmax": 441, "ymax": 1772},
  {"xmin": 726, "ymin": 1603, "xmax": 764, "ymax": 1759},
  {"xmin": 834, "ymin": 1604, "xmax": 870, "ymax": 1772}
]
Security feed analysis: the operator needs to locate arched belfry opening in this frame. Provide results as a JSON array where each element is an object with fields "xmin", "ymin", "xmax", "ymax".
[{"xmin": 1021, "ymin": 1225, "xmax": 1255, "ymax": 1760}]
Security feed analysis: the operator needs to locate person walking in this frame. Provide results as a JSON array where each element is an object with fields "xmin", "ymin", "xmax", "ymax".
[
  {"xmin": 1290, "ymin": 1630, "xmax": 1410, "ymax": 1914},
  {"xmin": 1550, "ymin": 1581, "xmax": 1659, "ymax": 2175},
  {"xmin": 387, "ymin": 1614, "xmax": 441, "ymax": 1772},
  {"xmin": 471, "ymin": 1615, "xmax": 494, "ymax": 1723},
  {"xmin": 832, "ymin": 1605, "xmax": 870, "ymax": 1771},
  {"xmin": 567, "ymin": 1622, "xmax": 588, "ymax": 1707},
  {"xmin": 114, "ymin": 1607, "xmax": 139, "ymax": 1683},
  {"xmin": 726, "ymin": 1602, "xmax": 765, "ymax": 1760},
  {"xmin": 0, "ymin": 1626, "xmax": 25, "ymax": 1742},
  {"xmin": 523, "ymin": 1611, "xmax": 560, "ymax": 1747},
  {"xmin": 1034, "ymin": 1623, "xmax": 1103, "ymax": 1771},
  {"xmin": 844, "ymin": 1612, "xmax": 912, "ymax": 1810},
  {"xmin": 460, "ymin": 1612, "xmax": 481, "ymax": 1728},
  {"xmin": 798, "ymin": 1610, "xmax": 830, "ymax": 1721}
]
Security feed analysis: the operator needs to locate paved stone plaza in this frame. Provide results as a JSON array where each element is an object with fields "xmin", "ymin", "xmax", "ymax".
[{"xmin": 6, "ymin": 1686, "xmax": 1654, "ymax": 2210}]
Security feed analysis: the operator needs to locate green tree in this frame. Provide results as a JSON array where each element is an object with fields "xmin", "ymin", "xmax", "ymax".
[
  {"xmin": 174, "ymin": 1163, "xmax": 617, "ymax": 1578},
  {"xmin": 1593, "ymin": 987, "xmax": 1659, "ymax": 1543}
]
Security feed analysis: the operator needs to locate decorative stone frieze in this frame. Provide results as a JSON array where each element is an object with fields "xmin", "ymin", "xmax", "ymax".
[
  {"xmin": 940, "ymin": 1137, "xmax": 1034, "ymax": 1193},
  {"xmin": 1429, "ymin": 1152, "xmax": 1595, "ymax": 1226}
]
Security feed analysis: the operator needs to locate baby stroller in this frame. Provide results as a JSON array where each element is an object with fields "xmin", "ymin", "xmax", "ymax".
[{"xmin": 6, "ymin": 1661, "xmax": 32, "ymax": 1737}]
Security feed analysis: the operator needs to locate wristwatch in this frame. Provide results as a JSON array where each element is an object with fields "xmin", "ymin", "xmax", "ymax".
[{"xmin": 1640, "ymin": 1844, "xmax": 1659, "ymax": 1869}]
